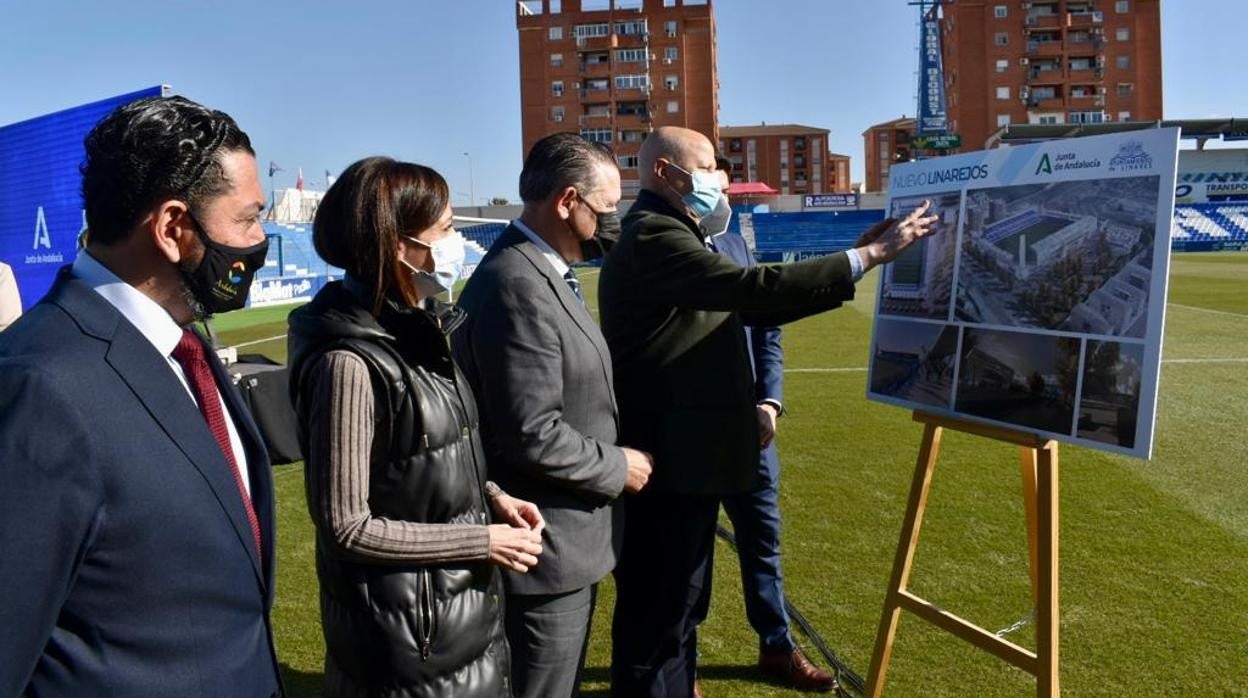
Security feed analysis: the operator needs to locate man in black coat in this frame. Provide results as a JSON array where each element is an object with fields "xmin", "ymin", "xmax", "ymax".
[{"xmin": 600, "ymin": 126, "xmax": 938, "ymax": 697}]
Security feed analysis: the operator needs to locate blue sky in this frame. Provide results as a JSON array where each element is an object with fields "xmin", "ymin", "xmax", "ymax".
[{"xmin": 2, "ymin": 0, "xmax": 1244, "ymax": 202}]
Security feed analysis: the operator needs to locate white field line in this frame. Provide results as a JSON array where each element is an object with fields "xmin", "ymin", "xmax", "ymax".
[
  {"xmin": 230, "ymin": 333, "xmax": 288, "ymax": 349},
  {"xmin": 1168, "ymin": 303, "xmax": 1248, "ymax": 320},
  {"xmin": 785, "ymin": 357, "xmax": 1248, "ymax": 374},
  {"xmin": 784, "ymin": 367, "xmax": 868, "ymax": 373},
  {"xmin": 1162, "ymin": 357, "xmax": 1248, "ymax": 364}
]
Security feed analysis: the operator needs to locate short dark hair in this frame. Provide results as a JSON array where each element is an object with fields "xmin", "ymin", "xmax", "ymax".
[
  {"xmin": 80, "ymin": 96, "xmax": 254, "ymax": 245},
  {"xmin": 313, "ymin": 156, "xmax": 450, "ymax": 314},
  {"xmin": 518, "ymin": 132, "xmax": 616, "ymax": 203},
  {"xmin": 715, "ymin": 155, "xmax": 732, "ymax": 175}
]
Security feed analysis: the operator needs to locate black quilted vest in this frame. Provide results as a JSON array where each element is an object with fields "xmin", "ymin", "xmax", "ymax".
[{"xmin": 288, "ymin": 281, "xmax": 509, "ymax": 697}]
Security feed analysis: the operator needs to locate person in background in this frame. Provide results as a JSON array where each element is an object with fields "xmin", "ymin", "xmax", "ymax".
[
  {"xmin": 0, "ymin": 262, "xmax": 21, "ymax": 331},
  {"xmin": 695, "ymin": 156, "xmax": 838, "ymax": 692},
  {"xmin": 0, "ymin": 96, "xmax": 281, "ymax": 697},
  {"xmin": 454, "ymin": 133, "xmax": 654, "ymax": 698},
  {"xmin": 600, "ymin": 125, "xmax": 937, "ymax": 698},
  {"xmin": 286, "ymin": 156, "xmax": 545, "ymax": 697}
]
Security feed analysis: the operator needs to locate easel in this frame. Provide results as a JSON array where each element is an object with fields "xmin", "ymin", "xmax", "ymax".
[{"xmin": 866, "ymin": 411, "xmax": 1060, "ymax": 697}]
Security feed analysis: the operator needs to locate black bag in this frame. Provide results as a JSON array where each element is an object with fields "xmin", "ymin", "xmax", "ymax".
[{"xmin": 231, "ymin": 356, "xmax": 303, "ymax": 465}]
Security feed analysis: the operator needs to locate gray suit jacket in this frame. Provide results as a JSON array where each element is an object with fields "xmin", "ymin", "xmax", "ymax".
[{"xmin": 453, "ymin": 224, "xmax": 627, "ymax": 595}]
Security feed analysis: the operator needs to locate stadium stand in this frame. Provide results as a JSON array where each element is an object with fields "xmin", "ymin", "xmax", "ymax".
[
  {"xmin": 260, "ymin": 221, "xmax": 336, "ymax": 280},
  {"xmin": 1171, "ymin": 203, "xmax": 1248, "ymax": 251},
  {"xmin": 457, "ymin": 221, "xmax": 508, "ymax": 252},
  {"xmin": 752, "ymin": 210, "xmax": 886, "ymax": 259}
]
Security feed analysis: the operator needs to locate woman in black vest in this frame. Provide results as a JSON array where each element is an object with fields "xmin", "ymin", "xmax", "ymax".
[{"xmin": 288, "ymin": 157, "xmax": 545, "ymax": 697}]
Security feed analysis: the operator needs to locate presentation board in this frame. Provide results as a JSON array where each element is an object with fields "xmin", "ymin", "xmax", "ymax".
[
  {"xmin": 0, "ymin": 86, "xmax": 166, "ymax": 309},
  {"xmin": 867, "ymin": 128, "xmax": 1180, "ymax": 459}
]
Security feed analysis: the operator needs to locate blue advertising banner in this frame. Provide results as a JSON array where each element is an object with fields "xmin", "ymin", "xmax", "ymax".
[
  {"xmin": 0, "ymin": 86, "xmax": 165, "ymax": 309},
  {"xmin": 917, "ymin": 13, "xmax": 948, "ymax": 135}
]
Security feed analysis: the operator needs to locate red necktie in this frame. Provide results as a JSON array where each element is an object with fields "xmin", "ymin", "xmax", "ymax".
[{"xmin": 172, "ymin": 329, "xmax": 263, "ymax": 560}]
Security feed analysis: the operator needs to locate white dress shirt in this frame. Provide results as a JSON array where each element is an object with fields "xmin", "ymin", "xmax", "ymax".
[
  {"xmin": 513, "ymin": 218, "xmax": 572, "ymax": 277},
  {"xmin": 72, "ymin": 252, "xmax": 252, "ymax": 496}
]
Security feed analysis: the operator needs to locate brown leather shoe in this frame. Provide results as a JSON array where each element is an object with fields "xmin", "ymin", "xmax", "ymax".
[{"xmin": 758, "ymin": 647, "xmax": 839, "ymax": 692}]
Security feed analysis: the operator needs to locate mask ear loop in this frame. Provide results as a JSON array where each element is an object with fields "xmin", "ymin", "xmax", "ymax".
[{"xmin": 659, "ymin": 160, "xmax": 689, "ymax": 201}]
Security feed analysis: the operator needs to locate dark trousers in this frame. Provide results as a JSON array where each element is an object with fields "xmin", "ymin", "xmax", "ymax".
[
  {"xmin": 506, "ymin": 585, "xmax": 597, "ymax": 698},
  {"xmin": 720, "ymin": 444, "xmax": 794, "ymax": 654},
  {"xmin": 611, "ymin": 490, "xmax": 720, "ymax": 698}
]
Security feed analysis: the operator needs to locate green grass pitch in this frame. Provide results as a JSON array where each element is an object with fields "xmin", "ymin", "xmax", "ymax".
[{"xmin": 217, "ymin": 252, "xmax": 1248, "ymax": 697}]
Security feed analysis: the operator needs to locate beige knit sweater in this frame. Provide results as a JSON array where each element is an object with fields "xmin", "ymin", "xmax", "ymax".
[{"xmin": 303, "ymin": 350, "xmax": 495, "ymax": 563}]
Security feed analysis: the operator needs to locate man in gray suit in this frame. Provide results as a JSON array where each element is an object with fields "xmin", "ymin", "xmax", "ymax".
[{"xmin": 453, "ymin": 133, "xmax": 654, "ymax": 698}]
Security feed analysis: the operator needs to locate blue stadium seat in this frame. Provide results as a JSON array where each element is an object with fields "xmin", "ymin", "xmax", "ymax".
[
  {"xmin": 752, "ymin": 210, "xmax": 886, "ymax": 254},
  {"xmin": 1172, "ymin": 204, "xmax": 1248, "ymax": 251}
]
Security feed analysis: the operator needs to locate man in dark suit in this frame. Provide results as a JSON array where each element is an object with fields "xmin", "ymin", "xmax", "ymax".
[
  {"xmin": 696, "ymin": 160, "xmax": 838, "ymax": 692},
  {"xmin": 0, "ymin": 96, "xmax": 281, "ymax": 697},
  {"xmin": 453, "ymin": 133, "xmax": 654, "ymax": 698},
  {"xmin": 600, "ymin": 126, "xmax": 937, "ymax": 698}
]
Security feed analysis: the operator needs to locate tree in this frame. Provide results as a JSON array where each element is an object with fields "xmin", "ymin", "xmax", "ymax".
[{"xmin": 488, "ymin": 197, "xmax": 509, "ymax": 206}]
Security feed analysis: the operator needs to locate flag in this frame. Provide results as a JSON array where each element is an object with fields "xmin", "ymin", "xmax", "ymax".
[
  {"xmin": 325, "ymin": 169, "xmax": 335, "ymax": 187},
  {"xmin": 296, "ymin": 168, "xmax": 304, "ymax": 191},
  {"xmin": 268, "ymin": 161, "xmax": 282, "ymax": 178}
]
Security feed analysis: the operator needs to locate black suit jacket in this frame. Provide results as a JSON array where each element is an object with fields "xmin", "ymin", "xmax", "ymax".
[
  {"xmin": 599, "ymin": 190, "xmax": 857, "ymax": 494},
  {"xmin": 453, "ymin": 224, "xmax": 627, "ymax": 595},
  {"xmin": 0, "ymin": 269, "xmax": 281, "ymax": 697}
]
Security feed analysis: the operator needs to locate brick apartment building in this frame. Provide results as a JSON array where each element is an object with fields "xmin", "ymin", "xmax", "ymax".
[
  {"xmin": 516, "ymin": 0, "xmax": 718, "ymax": 196},
  {"xmin": 718, "ymin": 124, "xmax": 853, "ymax": 195},
  {"xmin": 863, "ymin": 117, "xmax": 916, "ymax": 193},
  {"xmin": 940, "ymin": 0, "xmax": 1162, "ymax": 151}
]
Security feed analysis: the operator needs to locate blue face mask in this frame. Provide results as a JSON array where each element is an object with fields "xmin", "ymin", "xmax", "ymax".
[{"xmin": 665, "ymin": 162, "xmax": 723, "ymax": 219}]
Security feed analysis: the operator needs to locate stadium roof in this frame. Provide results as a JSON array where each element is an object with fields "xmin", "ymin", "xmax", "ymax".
[
  {"xmin": 720, "ymin": 124, "xmax": 829, "ymax": 138},
  {"xmin": 987, "ymin": 118, "xmax": 1248, "ymax": 148},
  {"xmin": 727, "ymin": 181, "xmax": 779, "ymax": 196}
]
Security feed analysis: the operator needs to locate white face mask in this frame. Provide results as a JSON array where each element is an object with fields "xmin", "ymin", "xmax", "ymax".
[{"xmin": 401, "ymin": 231, "xmax": 466, "ymax": 296}]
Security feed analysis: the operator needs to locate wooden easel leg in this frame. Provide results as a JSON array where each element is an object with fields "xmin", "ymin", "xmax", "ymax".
[
  {"xmin": 1035, "ymin": 443, "xmax": 1060, "ymax": 697},
  {"xmin": 1019, "ymin": 447, "xmax": 1040, "ymax": 605},
  {"xmin": 866, "ymin": 422, "xmax": 944, "ymax": 698}
]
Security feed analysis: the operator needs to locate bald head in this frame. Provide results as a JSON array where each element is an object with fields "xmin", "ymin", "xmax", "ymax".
[{"xmin": 639, "ymin": 127, "xmax": 716, "ymax": 190}]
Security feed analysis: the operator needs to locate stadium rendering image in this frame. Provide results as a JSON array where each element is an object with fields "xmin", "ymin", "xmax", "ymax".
[
  {"xmin": 955, "ymin": 178, "xmax": 1158, "ymax": 336},
  {"xmin": 879, "ymin": 192, "xmax": 960, "ymax": 320}
]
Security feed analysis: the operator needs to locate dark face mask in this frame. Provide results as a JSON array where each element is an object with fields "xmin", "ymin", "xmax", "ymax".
[
  {"xmin": 577, "ymin": 197, "xmax": 622, "ymax": 261},
  {"xmin": 182, "ymin": 212, "xmax": 270, "ymax": 316}
]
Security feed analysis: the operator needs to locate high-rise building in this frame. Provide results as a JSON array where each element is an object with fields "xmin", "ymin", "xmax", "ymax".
[
  {"xmin": 516, "ymin": 0, "xmax": 718, "ymax": 196},
  {"xmin": 717, "ymin": 124, "xmax": 853, "ymax": 195},
  {"xmin": 939, "ymin": 0, "xmax": 1162, "ymax": 151},
  {"xmin": 863, "ymin": 117, "xmax": 916, "ymax": 193}
]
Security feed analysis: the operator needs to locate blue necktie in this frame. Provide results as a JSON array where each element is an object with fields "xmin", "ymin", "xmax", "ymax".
[{"xmin": 563, "ymin": 269, "xmax": 584, "ymax": 303}]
